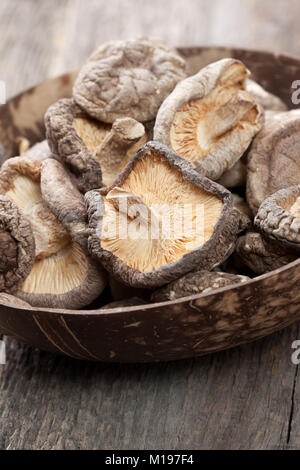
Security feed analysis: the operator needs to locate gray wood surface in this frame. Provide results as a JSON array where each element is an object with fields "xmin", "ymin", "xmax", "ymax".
[{"xmin": 1, "ymin": 0, "xmax": 300, "ymax": 450}]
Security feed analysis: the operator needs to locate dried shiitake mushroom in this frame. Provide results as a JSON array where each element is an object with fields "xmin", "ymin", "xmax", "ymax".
[
  {"xmin": 45, "ymin": 98, "xmax": 147, "ymax": 191},
  {"xmin": 85, "ymin": 141, "xmax": 248, "ymax": 288},
  {"xmin": 236, "ymin": 231, "xmax": 297, "ymax": 275},
  {"xmin": 0, "ymin": 157, "xmax": 106, "ymax": 308},
  {"xmin": 247, "ymin": 110, "xmax": 300, "ymax": 214},
  {"xmin": 95, "ymin": 117, "xmax": 146, "ymax": 186},
  {"xmin": 245, "ymin": 79, "xmax": 287, "ymax": 111},
  {"xmin": 45, "ymin": 98, "xmax": 107, "ymax": 193},
  {"xmin": 254, "ymin": 185, "xmax": 300, "ymax": 250},
  {"xmin": 151, "ymin": 270, "xmax": 250, "ymax": 302},
  {"xmin": 0, "ymin": 195, "xmax": 35, "ymax": 292},
  {"xmin": 154, "ymin": 58, "xmax": 264, "ymax": 180},
  {"xmin": 73, "ymin": 38, "xmax": 187, "ymax": 123}
]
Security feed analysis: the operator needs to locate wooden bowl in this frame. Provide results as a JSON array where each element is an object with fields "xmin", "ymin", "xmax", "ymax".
[{"xmin": 0, "ymin": 47, "xmax": 300, "ymax": 363}]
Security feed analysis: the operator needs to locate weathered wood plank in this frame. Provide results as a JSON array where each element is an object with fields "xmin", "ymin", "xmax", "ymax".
[{"xmin": 0, "ymin": 0, "xmax": 300, "ymax": 450}]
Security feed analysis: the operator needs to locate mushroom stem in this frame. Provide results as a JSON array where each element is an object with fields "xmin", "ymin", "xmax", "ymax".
[
  {"xmin": 202, "ymin": 91, "xmax": 255, "ymax": 142},
  {"xmin": 106, "ymin": 187, "xmax": 161, "ymax": 238},
  {"xmin": 96, "ymin": 118, "xmax": 145, "ymax": 186}
]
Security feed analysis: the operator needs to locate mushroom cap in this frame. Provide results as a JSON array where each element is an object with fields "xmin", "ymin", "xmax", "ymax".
[
  {"xmin": 153, "ymin": 58, "xmax": 264, "ymax": 181},
  {"xmin": 0, "ymin": 195, "xmax": 35, "ymax": 292},
  {"xmin": 151, "ymin": 270, "xmax": 250, "ymax": 302},
  {"xmin": 0, "ymin": 156, "xmax": 107, "ymax": 308},
  {"xmin": 245, "ymin": 79, "xmax": 287, "ymax": 112},
  {"xmin": 236, "ymin": 231, "xmax": 297, "ymax": 275},
  {"xmin": 254, "ymin": 185, "xmax": 300, "ymax": 250},
  {"xmin": 85, "ymin": 141, "xmax": 246, "ymax": 288},
  {"xmin": 41, "ymin": 158, "xmax": 88, "ymax": 250},
  {"xmin": 73, "ymin": 38, "xmax": 187, "ymax": 123},
  {"xmin": 247, "ymin": 109, "xmax": 300, "ymax": 214},
  {"xmin": 45, "ymin": 98, "xmax": 106, "ymax": 192}
]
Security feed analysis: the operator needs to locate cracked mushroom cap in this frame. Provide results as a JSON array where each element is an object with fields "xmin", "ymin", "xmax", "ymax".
[
  {"xmin": 0, "ymin": 195, "xmax": 35, "ymax": 292},
  {"xmin": 254, "ymin": 185, "xmax": 300, "ymax": 251},
  {"xmin": 0, "ymin": 292, "xmax": 31, "ymax": 308},
  {"xmin": 85, "ymin": 141, "xmax": 247, "ymax": 288},
  {"xmin": 151, "ymin": 270, "xmax": 250, "ymax": 302},
  {"xmin": 245, "ymin": 79, "xmax": 287, "ymax": 112},
  {"xmin": 236, "ymin": 231, "xmax": 297, "ymax": 275},
  {"xmin": 153, "ymin": 58, "xmax": 264, "ymax": 181},
  {"xmin": 247, "ymin": 109, "xmax": 300, "ymax": 214},
  {"xmin": 45, "ymin": 98, "xmax": 148, "ymax": 191},
  {"xmin": 0, "ymin": 157, "xmax": 106, "ymax": 308},
  {"xmin": 73, "ymin": 38, "xmax": 187, "ymax": 123}
]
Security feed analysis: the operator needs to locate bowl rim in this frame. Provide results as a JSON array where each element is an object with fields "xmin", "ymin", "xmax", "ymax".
[{"xmin": 1, "ymin": 44, "xmax": 300, "ymax": 316}]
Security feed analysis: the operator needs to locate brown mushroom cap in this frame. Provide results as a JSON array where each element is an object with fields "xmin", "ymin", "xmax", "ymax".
[
  {"xmin": 0, "ymin": 157, "xmax": 106, "ymax": 308},
  {"xmin": 254, "ymin": 185, "xmax": 300, "ymax": 250},
  {"xmin": 236, "ymin": 231, "xmax": 297, "ymax": 275},
  {"xmin": 0, "ymin": 195, "xmax": 35, "ymax": 292},
  {"xmin": 245, "ymin": 79, "xmax": 287, "ymax": 112},
  {"xmin": 45, "ymin": 98, "xmax": 106, "ymax": 192},
  {"xmin": 153, "ymin": 58, "xmax": 264, "ymax": 181},
  {"xmin": 73, "ymin": 38, "xmax": 187, "ymax": 123},
  {"xmin": 247, "ymin": 110, "xmax": 300, "ymax": 214},
  {"xmin": 151, "ymin": 270, "xmax": 250, "ymax": 302},
  {"xmin": 85, "ymin": 141, "xmax": 246, "ymax": 288}
]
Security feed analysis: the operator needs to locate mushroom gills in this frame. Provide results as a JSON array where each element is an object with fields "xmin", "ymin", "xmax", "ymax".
[
  {"xmin": 101, "ymin": 152, "xmax": 224, "ymax": 272},
  {"xmin": 170, "ymin": 86, "xmax": 259, "ymax": 162}
]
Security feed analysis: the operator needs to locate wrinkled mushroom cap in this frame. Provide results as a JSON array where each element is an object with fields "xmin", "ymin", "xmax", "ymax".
[
  {"xmin": 236, "ymin": 231, "xmax": 297, "ymax": 274},
  {"xmin": 255, "ymin": 185, "xmax": 300, "ymax": 250},
  {"xmin": 86, "ymin": 141, "xmax": 246, "ymax": 288},
  {"xmin": 151, "ymin": 270, "xmax": 250, "ymax": 302},
  {"xmin": 45, "ymin": 98, "xmax": 107, "ymax": 192},
  {"xmin": 247, "ymin": 110, "xmax": 300, "ymax": 214},
  {"xmin": 245, "ymin": 79, "xmax": 287, "ymax": 112},
  {"xmin": 73, "ymin": 38, "xmax": 187, "ymax": 123},
  {"xmin": 0, "ymin": 157, "xmax": 106, "ymax": 308},
  {"xmin": 0, "ymin": 195, "xmax": 35, "ymax": 292},
  {"xmin": 154, "ymin": 58, "xmax": 264, "ymax": 181}
]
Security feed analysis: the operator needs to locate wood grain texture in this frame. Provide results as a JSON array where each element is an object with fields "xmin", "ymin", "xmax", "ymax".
[{"xmin": 1, "ymin": 0, "xmax": 300, "ymax": 450}]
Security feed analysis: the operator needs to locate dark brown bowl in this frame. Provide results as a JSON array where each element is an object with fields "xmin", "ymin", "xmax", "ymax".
[{"xmin": 0, "ymin": 47, "xmax": 300, "ymax": 363}]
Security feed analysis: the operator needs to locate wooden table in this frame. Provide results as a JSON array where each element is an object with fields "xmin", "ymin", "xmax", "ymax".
[{"xmin": 1, "ymin": 0, "xmax": 300, "ymax": 450}]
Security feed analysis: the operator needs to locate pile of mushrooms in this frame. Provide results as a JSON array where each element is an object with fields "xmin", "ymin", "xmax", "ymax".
[{"xmin": 0, "ymin": 37, "xmax": 298, "ymax": 309}]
